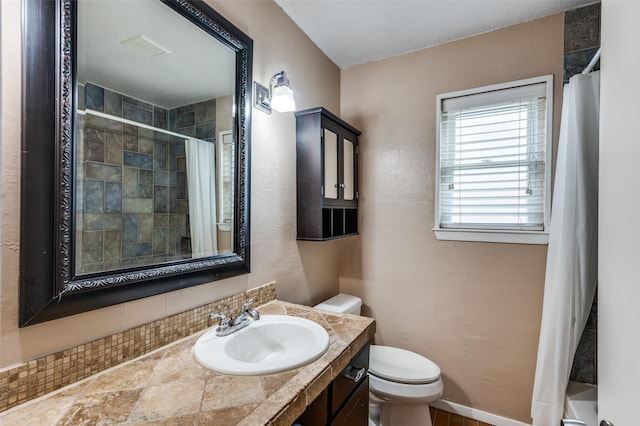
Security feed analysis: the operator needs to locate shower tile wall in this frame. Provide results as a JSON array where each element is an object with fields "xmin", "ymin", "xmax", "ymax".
[
  {"xmin": 77, "ymin": 83, "xmax": 216, "ymax": 274},
  {"xmin": 563, "ymin": 3, "xmax": 600, "ymax": 83},
  {"xmin": 570, "ymin": 296, "xmax": 597, "ymax": 384},
  {"xmin": 564, "ymin": 3, "xmax": 600, "ymax": 386}
]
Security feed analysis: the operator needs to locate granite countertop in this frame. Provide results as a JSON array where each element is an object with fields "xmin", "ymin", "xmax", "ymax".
[{"xmin": 0, "ymin": 300, "xmax": 375, "ymax": 426}]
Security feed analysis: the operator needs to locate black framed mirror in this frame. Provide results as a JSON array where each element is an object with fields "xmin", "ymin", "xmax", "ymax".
[{"xmin": 20, "ymin": 0, "xmax": 252, "ymax": 326}]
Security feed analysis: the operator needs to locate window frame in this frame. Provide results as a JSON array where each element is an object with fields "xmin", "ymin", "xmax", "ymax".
[{"xmin": 434, "ymin": 75, "xmax": 553, "ymax": 244}]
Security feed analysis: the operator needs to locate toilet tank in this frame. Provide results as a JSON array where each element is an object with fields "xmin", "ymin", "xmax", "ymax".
[{"xmin": 314, "ymin": 294, "xmax": 362, "ymax": 315}]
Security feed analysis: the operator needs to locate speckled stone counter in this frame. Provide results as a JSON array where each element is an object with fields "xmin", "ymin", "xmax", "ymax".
[{"xmin": 0, "ymin": 301, "xmax": 375, "ymax": 426}]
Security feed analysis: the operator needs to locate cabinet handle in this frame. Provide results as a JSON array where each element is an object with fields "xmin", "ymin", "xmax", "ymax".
[
  {"xmin": 340, "ymin": 183, "xmax": 345, "ymax": 188},
  {"xmin": 343, "ymin": 366, "xmax": 366, "ymax": 382}
]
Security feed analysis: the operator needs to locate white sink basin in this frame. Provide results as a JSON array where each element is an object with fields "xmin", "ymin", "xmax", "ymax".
[{"xmin": 193, "ymin": 315, "xmax": 330, "ymax": 375}]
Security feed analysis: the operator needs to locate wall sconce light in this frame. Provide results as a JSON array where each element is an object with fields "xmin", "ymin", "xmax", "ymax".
[{"xmin": 255, "ymin": 71, "xmax": 296, "ymax": 114}]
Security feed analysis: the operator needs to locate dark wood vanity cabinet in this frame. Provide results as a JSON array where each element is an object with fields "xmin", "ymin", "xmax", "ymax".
[
  {"xmin": 294, "ymin": 344, "xmax": 370, "ymax": 426},
  {"xmin": 295, "ymin": 108, "xmax": 361, "ymax": 241}
]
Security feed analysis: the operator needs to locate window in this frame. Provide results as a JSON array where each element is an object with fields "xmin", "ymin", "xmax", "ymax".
[
  {"xmin": 434, "ymin": 75, "xmax": 553, "ymax": 244},
  {"xmin": 217, "ymin": 130, "xmax": 235, "ymax": 228}
]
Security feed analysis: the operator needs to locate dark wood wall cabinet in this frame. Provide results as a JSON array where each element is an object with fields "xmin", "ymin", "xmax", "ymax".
[
  {"xmin": 296, "ymin": 108, "xmax": 361, "ymax": 241},
  {"xmin": 294, "ymin": 344, "xmax": 370, "ymax": 426}
]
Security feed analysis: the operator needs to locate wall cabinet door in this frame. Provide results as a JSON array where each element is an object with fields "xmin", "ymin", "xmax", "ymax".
[
  {"xmin": 323, "ymin": 127, "xmax": 340, "ymax": 203},
  {"xmin": 321, "ymin": 122, "xmax": 358, "ymax": 208},
  {"xmin": 343, "ymin": 136, "xmax": 356, "ymax": 203}
]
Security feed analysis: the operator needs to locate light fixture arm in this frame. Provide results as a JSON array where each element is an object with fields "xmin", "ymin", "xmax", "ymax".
[{"xmin": 270, "ymin": 71, "xmax": 290, "ymax": 90}]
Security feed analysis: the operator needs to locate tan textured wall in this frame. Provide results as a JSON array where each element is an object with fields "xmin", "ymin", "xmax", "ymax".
[
  {"xmin": 339, "ymin": 15, "xmax": 564, "ymax": 423},
  {"xmin": 0, "ymin": 0, "xmax": 340, "ymax": 368}
]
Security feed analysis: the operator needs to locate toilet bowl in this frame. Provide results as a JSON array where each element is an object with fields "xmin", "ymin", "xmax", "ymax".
[{"xmin": 315, "ymin": 294, "xmax": 444, "ymax": 426}]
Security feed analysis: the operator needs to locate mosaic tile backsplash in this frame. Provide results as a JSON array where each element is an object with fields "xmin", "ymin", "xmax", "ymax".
[{"xmin": 0, "ymin": 282, "xmax": 277, "ymax": 414}]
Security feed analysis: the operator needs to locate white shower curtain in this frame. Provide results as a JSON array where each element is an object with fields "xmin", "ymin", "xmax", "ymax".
[
  {"xmin": 531, "ymin": 72, "xmax": 600, "ymax": 426},
  {"xmin": 185, "ymin": 138, "xmax": 218, "ymax": 258}
]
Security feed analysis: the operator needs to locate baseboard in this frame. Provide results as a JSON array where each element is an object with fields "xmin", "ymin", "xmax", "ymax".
[{"xmin": 430, "ymin": 399, "xmax": 532, "ymax": 426}]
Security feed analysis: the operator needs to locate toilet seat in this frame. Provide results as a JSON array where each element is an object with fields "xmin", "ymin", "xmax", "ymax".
[
  {"xmin": 369, "ymin": 373, "xmax": 444, "ymax": 404},
  {"xmin": 369, "ymin": 345, "xmax": 441, "ymax": 384}
]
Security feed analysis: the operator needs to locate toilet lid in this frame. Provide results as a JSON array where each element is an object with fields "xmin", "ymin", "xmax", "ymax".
[{"xmin": 369, "ymin": 345, "xmax": 441, "ymax": 384}]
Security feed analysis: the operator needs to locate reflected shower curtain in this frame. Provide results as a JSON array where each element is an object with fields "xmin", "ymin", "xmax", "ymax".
[
  {"xmin": 185, "ymin": 138, "xmax": 218, "ymax": 258},
  {"xmin": 531, "ymin": 72, "xmax": 600, "ymax": 426}
]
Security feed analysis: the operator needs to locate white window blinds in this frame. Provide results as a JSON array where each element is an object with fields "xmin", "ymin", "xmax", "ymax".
[
  {"xmin": 437, "ymin": 77, "xmax": 552, "ymax": 235},
  {"xmin": 218, "ymin": 131, "xmax": 235, "ymax": 225}
]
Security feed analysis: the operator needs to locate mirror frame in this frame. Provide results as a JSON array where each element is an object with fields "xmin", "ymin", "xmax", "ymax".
[{"xmin": 20, "ymin": 0, "xmax": 252, "ymax": 326}]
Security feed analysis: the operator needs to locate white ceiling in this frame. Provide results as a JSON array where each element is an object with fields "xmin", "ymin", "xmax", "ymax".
[
  {"xmin": 78, "ymin": 0, "xmax": 235, "ymax": 109},
  {"xmin": 275, "ymin": 0, "xmax": 598, "ymax": 69}
]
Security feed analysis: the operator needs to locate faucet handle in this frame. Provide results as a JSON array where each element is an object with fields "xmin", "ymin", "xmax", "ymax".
[
  {"xmin": 240, "ymin": 298, "xmax": 260, "ymax": 321},
  {"xmin": 240, "ymin": 299, "xmax": 254, "ymax": 312},
  {"xmin": 210, "ymin": 312, "xmax": 229, "ymax": 327}
]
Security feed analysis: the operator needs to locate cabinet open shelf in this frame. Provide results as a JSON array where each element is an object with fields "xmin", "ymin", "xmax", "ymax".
[{"xmin": 320, "ymin": 208, "xmax": 358, "ymax": 239}]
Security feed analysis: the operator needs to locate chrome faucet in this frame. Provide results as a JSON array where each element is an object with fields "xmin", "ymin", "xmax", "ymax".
[{"xmin": 210, "ymin": 299, "xmax": 260, "ymax": 337}]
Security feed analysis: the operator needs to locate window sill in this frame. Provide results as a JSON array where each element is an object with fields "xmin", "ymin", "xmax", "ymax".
[{"xmin": 433, "ymin": 228, "xmax": 549, "ymax": 245}]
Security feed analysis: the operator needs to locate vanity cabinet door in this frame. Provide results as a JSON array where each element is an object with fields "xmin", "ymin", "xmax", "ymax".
[
  {"xmin": 330, "ymin": 344, "xmax": 370, "ymax": 425},
  {"xmin": 293, "ymin": 343, "xmax": 370, "ymax": 426},
  {"xmin": 330, "ymin": 376, "xmax": 369, "ymax": 426},
  {"xmin": 296, "ymin": 107, "xmax": 361, "ymax": 241},
  {"xmin": 331, "ymin": 344, "xmax": 369, "ymax": 415},
  {"xmin": 294, "ymin": 387, "xmax": 329, "ymax": 426}
]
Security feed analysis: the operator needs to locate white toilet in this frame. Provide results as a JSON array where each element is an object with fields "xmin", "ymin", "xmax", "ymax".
[{"xmin": 315, "ymin": 294, "xmax": 444, "ymax": 426}]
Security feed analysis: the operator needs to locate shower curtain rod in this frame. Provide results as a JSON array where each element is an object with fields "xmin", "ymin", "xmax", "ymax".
[
  {"xmin": 582, "ymin": 48, "xmax": 601, "ymax": 74},
  {"xmin": 77, "ymin": 109, "xmax": 203, "ymax": 141}
]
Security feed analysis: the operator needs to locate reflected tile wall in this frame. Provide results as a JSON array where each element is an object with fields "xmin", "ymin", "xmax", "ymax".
[
  {"xmin": 170, "ymin": 99, "xmax": 216, "ymax": 143},
  {"xmin": 77, "ymin": 84, "xmax": 193, "ymax": 274}
]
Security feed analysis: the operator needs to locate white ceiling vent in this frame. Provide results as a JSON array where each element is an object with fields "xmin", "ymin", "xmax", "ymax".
[{"xmin": 121, "ymin": 34, "xmax": 171, "ymax": 59}]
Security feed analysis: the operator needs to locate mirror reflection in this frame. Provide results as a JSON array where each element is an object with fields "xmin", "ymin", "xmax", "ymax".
[{"xmin": 75, "ymin": 0, "xmax": 236, "ymax": 275}]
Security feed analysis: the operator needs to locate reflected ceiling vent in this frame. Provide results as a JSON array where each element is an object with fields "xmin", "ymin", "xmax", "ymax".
[{"xmin": 121, "ymin": 35, "xmax": 171, "ymax": 59}]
